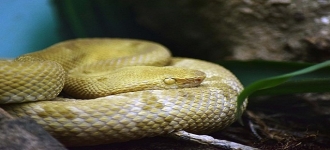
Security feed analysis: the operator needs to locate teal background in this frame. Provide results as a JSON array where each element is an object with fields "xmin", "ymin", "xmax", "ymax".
[{"xmin": 0, "ymin": 0, "xmax": 60, "ymax": 58}]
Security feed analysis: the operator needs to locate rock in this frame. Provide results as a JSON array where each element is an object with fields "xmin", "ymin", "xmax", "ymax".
[
  {"xmin": 127, "ymin": 0, "xmax": 330, "ymax": 62},
  {"xmin": 0, "ymin": 108, "xmax": 66, "ymax": 150}
]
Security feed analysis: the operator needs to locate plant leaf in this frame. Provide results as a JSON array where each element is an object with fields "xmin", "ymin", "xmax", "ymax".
[{"xmin": 220, "ymin": 60, "xmax": 330, "ymax": 120}]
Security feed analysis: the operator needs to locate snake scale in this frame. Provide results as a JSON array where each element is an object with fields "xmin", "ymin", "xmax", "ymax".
[{"xmin": 0, "ymin": 38, "xmax": 247, "ymax": 146}]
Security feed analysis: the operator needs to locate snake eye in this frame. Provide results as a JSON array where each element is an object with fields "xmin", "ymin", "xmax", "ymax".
[{"xmin": 163, "ymin": 78, "xmax": 176, "ymax": 85}]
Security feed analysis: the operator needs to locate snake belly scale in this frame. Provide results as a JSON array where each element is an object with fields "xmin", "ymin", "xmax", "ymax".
[{"xmin": 0, "ymin": 38, "xmax": 247, "ymax": 146}]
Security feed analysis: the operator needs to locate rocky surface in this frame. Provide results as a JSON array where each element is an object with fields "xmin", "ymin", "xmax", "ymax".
[
  {"xmin": 0, "ymin": 108, "xmax": 66, "ymax": 150},
  {"xmin": 127, "ymin": 0, "xmax": 330, "ymax": 62}
]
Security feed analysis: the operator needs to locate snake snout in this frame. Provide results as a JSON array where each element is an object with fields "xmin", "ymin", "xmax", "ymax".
[{"xmin": 171, "ymin": 70, "xmax": 206, "ymax": 88}]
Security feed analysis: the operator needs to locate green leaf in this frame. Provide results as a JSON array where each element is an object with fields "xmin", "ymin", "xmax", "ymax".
[
  {"xmin": 251, "ymin": 78, "xmax": 330, "ymax": 96},
  {"xmin": 219, "ymin": 60, "xmax": 330, "ymax": 120}
]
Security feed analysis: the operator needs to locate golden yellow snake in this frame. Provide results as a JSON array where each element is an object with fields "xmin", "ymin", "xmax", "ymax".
[{"xmin": 0, "ymin": 38, "xmax": 247, "ymax": 146}]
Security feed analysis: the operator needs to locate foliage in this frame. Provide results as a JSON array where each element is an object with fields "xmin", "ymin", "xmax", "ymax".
[{"xmin": 220, "ymin": 60, "xmax": 330, "ymax": 119}]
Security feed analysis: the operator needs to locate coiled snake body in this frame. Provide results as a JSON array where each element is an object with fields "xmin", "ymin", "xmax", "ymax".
[{"xmin": 0, "ymin": 38, "xmax": 247, "ymax": 146}]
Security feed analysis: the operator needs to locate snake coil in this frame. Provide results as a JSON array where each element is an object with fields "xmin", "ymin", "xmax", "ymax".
[{"xmin": 0, "ymin": 38, "xmax": 247, "ymax": 146}]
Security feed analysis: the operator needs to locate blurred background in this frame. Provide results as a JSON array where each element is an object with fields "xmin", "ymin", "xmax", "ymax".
[
  {"xmin": 0, "ymin": 0, "xmax": 61, "ymax": 58},
  {"xmin": 0, "ymin": 0, "xmax": 151, "ymax": 58},
  {"xmin": 1, "ymin": 0, "xmax": 328, "ymax": 62}
]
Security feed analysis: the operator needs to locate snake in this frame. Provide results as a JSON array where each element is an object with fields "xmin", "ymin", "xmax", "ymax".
[{"xmin": 0, "ymin": 38, "xmax": 247, "ymax": 146}]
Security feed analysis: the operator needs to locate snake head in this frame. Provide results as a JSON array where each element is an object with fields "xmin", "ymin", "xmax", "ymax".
[
  {"xmin": 65, "ymin": 66, "xmax": 206, "ymax": 98},
  {"xmin": 162, "ymin": 67, "xmax": 206, "ymax": 89}
]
